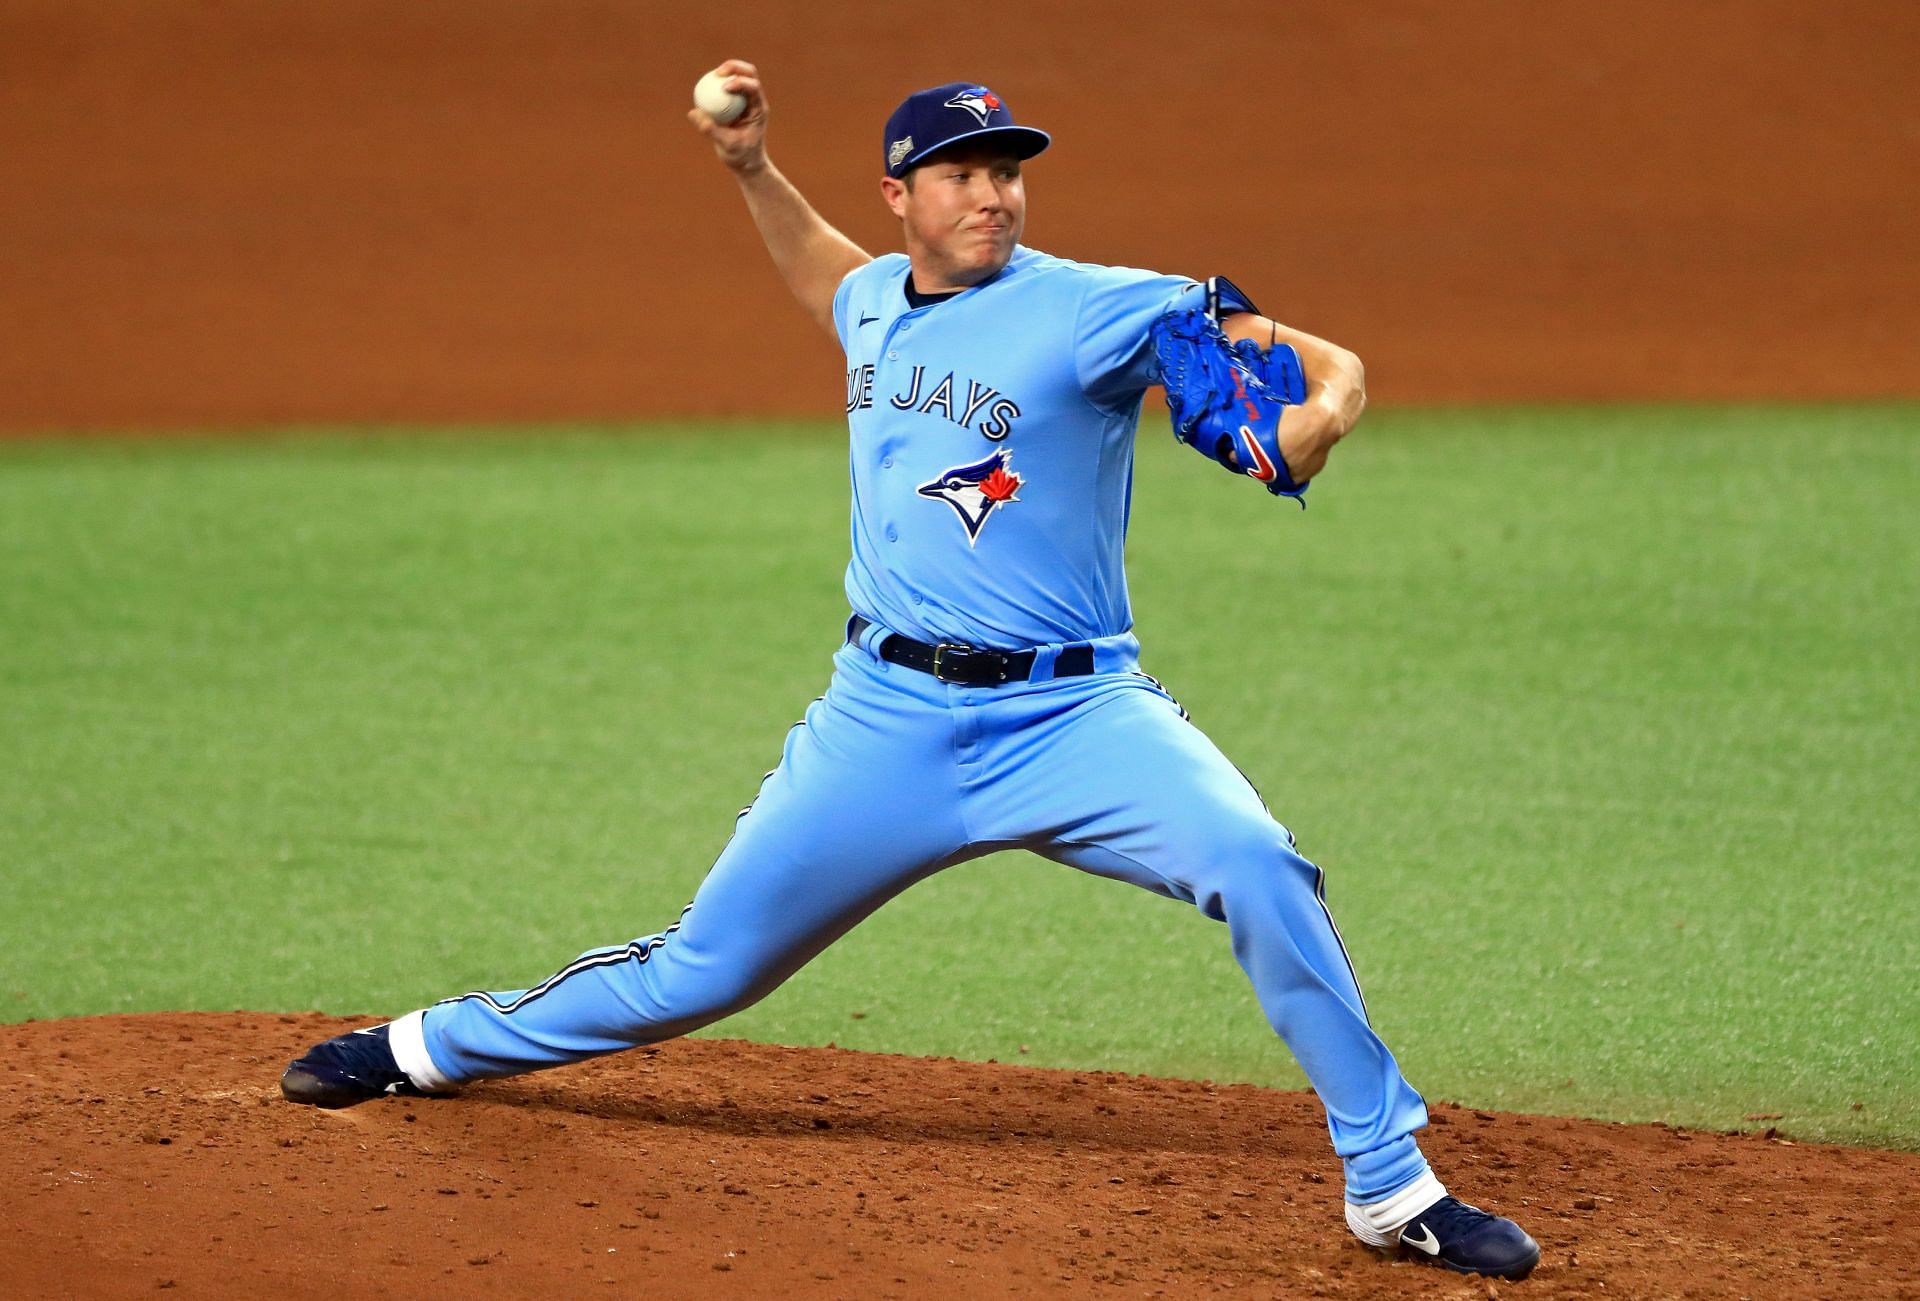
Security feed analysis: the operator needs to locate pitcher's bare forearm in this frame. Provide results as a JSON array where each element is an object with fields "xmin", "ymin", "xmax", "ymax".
[
  {"xmin": 688, "ymin": 59, "xmax": 871, "ymax": 337},
  {"xmin": 732, "ymin": 160, "xmax": 872, "ymax": 336}
]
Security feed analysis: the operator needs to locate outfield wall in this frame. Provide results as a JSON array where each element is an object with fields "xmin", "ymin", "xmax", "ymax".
[{"xmin": 2, "ymin": 0, "xmax": 1915, "ymax": 434}]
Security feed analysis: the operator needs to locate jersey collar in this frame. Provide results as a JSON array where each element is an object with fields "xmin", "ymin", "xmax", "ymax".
[{"xmin": 895, "ymin": 245, "xmax": 1032, "ymax": 313}]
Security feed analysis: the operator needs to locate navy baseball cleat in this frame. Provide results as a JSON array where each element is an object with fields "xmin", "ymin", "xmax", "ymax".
[
  {"xmin": 1395, "ymin": 1196, "xmax": 1541, "ymax": 1280},
  {"xmin": 280, "ymin": 1023, "xmax": 427, "ymax": 1108}
]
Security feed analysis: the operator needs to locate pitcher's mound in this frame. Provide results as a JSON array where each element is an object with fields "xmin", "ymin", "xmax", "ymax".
[{"xmin": 2, "ymin": 1014, "xmax": 1912, "ymax": 1297}]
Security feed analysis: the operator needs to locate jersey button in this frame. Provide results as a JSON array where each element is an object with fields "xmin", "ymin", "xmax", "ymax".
[
  {"xmin": 886, "ymin": 350, "xmax": 899, "ymax": 361},
  {"xmin": 885, "ymin": 525, "xmax": 898, "ymax": 542},
  {"xmin": 910, "ymin": 592, "xmax": 923, "ymax": 605},
  {"xmin": 881, "ymin": 456, "xmax": 894, "ymax": 469}
]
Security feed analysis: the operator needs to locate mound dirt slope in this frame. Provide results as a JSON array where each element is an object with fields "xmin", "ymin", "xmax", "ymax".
[
  {"xmin": 2, "ymin": 1014, "xmax": 1913, "ymax": 1298},
  {"xmin": 3, "ymin": 1, "xmax": 1917, "ymax": 433}
]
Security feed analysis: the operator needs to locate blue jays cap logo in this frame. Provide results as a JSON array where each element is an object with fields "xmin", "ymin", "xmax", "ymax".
[
  {"xmin": 917, "ymin": 449, "xmax": 1023, "ymax": 545},
  {"xmin": 943, "ymin": 87, "xmax": 1003, "ymax": 126}
]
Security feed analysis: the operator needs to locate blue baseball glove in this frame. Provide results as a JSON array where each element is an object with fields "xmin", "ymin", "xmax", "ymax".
[{"xmin": 1150, "ymin": 276, "xmax": 1310, "ymax": 502}]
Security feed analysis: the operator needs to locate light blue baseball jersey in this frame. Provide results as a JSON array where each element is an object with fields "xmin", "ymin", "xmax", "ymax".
[{"xmin": 833, "ymin": 246, "xmax": 1200, "ymax": 648}]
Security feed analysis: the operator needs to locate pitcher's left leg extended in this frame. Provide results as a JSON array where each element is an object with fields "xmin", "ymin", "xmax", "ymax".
[{"xmin": 969, "ymin": 672, "xmax": 1432, "ymax": 1202}]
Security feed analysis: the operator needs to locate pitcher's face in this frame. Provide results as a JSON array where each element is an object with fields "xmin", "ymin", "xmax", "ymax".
[{"xmin": 885, "ymin": 146, "xmax": 1026, "ymax": 289}]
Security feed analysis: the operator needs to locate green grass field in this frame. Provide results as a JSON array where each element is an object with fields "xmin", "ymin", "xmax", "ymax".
[{"xmin": 3, "ymin": 404, "xmax": 1915, "ymax": 1148}]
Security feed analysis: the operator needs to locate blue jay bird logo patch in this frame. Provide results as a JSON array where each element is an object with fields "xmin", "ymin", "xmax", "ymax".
[
  {"xmin": 944, "ymin": 88, "xmax": 1002, "ymax": 125},
  {"xmin": 917, "ymin": 449, "xmax": 1024, "ymax": 545}
]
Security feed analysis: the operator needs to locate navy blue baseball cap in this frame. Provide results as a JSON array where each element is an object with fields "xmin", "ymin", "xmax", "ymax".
[{"xmin": 882, "ymin": 82, "xmax": 1051, "ymax": 179}]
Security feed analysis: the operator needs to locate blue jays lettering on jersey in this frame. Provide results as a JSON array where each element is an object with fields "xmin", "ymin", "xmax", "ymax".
[{"xmin": 833, "ymin": 246, "xmax": 1200, "ymax": 649}]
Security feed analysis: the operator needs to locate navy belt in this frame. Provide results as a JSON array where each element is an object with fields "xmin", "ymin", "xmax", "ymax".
[{"xmin": 849, "ymin": 615, "xmax": 1095, "ymax": 687}]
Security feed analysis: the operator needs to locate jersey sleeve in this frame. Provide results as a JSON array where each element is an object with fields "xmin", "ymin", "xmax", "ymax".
[
  {"xmin": 1073, "ymin": 267, "xmax": 1202, "ymax": 408},
  {"xmin": 830, "ymin": 264, "xmax": 861, "ymax": 353}
]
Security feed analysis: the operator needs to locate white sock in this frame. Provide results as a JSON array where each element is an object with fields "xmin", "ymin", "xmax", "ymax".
[
  {"xmin": 1344, "ymin": 1170, "xmax": 1448, "ymax": 1247},
  {"xmin": 387, "ymin": 1008, "xmax": 456, "ymax": 1093}
]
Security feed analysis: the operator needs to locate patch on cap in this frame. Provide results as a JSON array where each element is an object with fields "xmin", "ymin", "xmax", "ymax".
[{"xmin": 887, "ymin": 136, "xmax": 915, "ymax": 170}]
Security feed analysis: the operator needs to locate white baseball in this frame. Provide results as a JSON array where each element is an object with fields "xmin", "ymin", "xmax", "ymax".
[{"xmin": 693, "ymin": 70, "xmax": 747, "ymax": 126}]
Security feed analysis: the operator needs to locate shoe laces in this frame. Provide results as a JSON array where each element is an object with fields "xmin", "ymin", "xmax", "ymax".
[{"xmin": 1412, "ymin": 1195, "xmax": 1496, "ymax": 1239}]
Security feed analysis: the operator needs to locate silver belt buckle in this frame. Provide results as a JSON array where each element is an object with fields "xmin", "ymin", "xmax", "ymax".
[{"xmin": 932, "ymin": 642, "xmax": 962, "ymax": 682}]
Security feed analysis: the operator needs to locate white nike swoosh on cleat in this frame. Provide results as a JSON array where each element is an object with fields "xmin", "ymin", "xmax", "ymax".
[{"xmin": 1402, "ymin": 1224, "xmax": 1441, "ymax": 1255}]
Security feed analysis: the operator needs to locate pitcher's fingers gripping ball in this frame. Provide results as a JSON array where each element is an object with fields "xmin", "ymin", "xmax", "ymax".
[
  {"xmin": 282, "ymin": 63, "xmax": 1540, "ymax": 1285},
  {"xmin": 686, "ymin": 59, "xmax": 770, "ymax": 171},
  {"xmin": 693, "ymin": 67, "xmax": 746, "ymax": 124}
]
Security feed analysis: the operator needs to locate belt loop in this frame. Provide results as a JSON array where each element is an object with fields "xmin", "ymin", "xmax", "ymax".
[
  {"xmin": 848, "ymin": 614, "xmax": 889, "ymax": 660},
  {"xmin": 1090, "ymin": 630, "xmax": 1141, "ymax": 675},
  {"xmin": 1027, "ymin": 643, "xmax": 1060, "ymax": 683}
]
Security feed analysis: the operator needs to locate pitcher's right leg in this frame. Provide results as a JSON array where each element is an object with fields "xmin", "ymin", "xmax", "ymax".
[{"xmin": 287, "ymin": 649, "xmax": 970, "ymax": 1102}]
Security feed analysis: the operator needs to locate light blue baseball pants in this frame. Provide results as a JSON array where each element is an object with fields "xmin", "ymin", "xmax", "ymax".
[{"xmin": 415, "ymin": 625, "xmax": 1433, "ymax": 1200}]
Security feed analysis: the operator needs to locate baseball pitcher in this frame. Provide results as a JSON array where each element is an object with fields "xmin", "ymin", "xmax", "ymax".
[{"xmin": 281, "ymin": 63, "xmax": 1539, "ymax": 1282}]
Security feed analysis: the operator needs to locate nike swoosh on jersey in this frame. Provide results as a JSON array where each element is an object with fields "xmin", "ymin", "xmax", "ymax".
[
  {"xmin": 858, "ymin": 313, "xmax": 879, "ymax": 327},
  {"xmin": 1402, "ymin": 1224, "xmax": 1441, "ymax": 1255}
]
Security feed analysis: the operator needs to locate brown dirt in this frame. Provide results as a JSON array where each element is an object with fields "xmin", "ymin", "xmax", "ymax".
[
  {"xmin": 3, "ymin": 1015, "xmax": 1914, "ymax": 1298},
  {"xmin": 3, "ymin": 1, "xmax": 1917, "ymax": 435}
]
